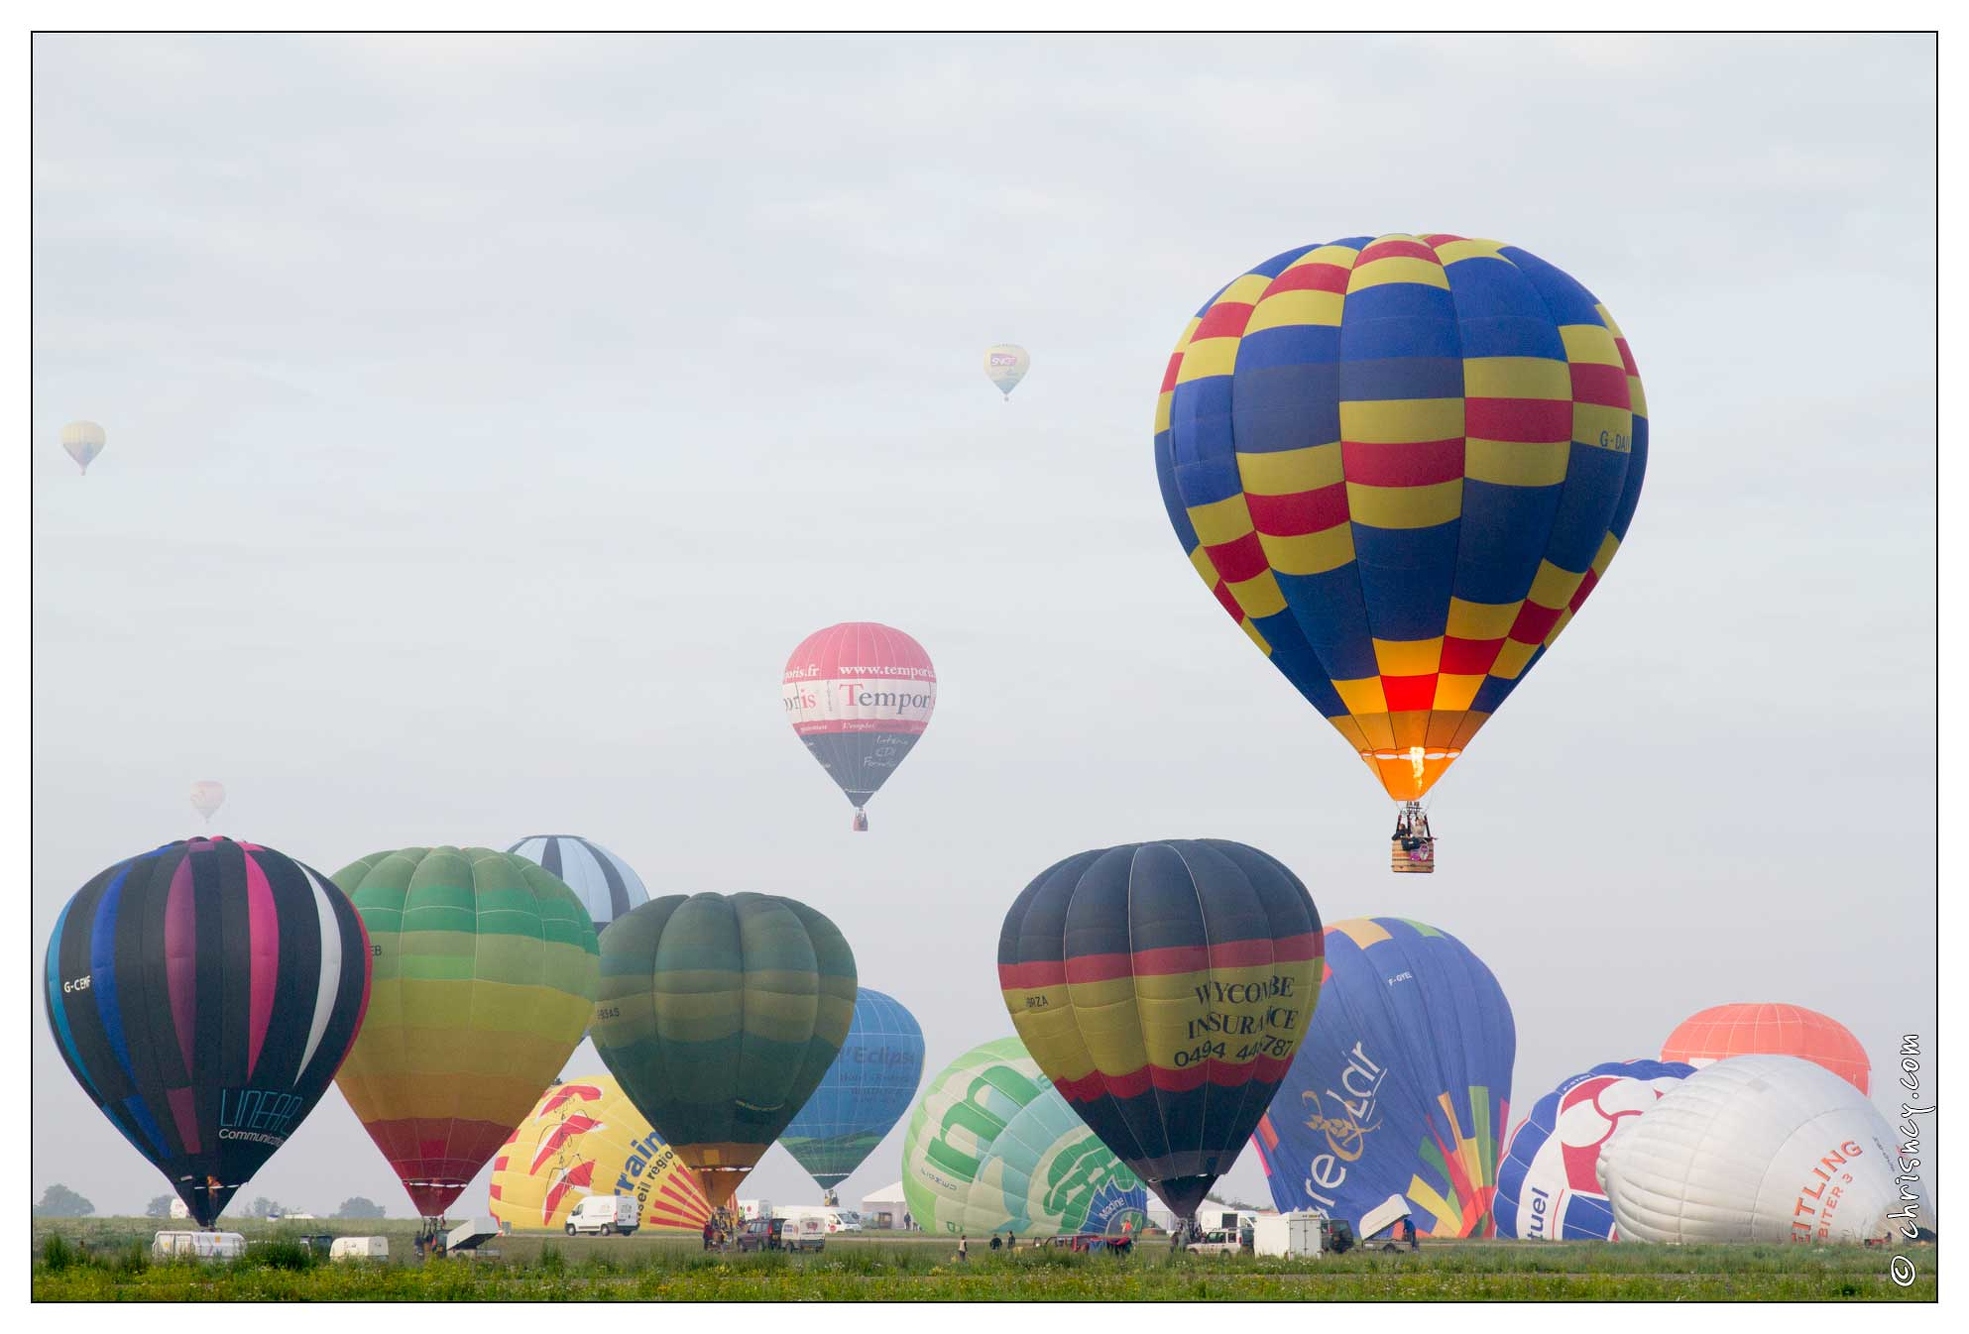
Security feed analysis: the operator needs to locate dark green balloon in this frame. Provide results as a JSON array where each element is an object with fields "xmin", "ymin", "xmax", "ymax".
[{"xmin": 591, "ymin": 892, "xmax": 855, "ymax": 1210}]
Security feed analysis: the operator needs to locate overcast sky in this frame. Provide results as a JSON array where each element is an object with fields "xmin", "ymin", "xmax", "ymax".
[{"xmin": 29, "ymin": 33, "xmax": 1936, "ymax": 1221}]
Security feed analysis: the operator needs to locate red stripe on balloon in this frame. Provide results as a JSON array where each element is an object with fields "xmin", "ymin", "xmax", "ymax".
[
  {"xmin": 164, "ymin": 855, "xmax": 197, "ymax": 1079},
  {"xmin": 1568, "ymin": 361, "xmax": 1631, "ymax": 409},
  {"xmin": 243, "ymin": 851, "xmax": 278, "ymax": 1080},
  {"xmin": 997, "ymin": 959, "xmax": 1066, "ymax": 991},
  {"xmin": 1262, "ymin": 261, "xmax": 1350, "ymax": 297},
  {"xmin": 1341, "ymin": 438, "xmax": 1464, "ymax": 488}
]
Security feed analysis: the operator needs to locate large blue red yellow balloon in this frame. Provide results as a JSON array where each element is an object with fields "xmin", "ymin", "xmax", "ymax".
[{"xmin": 1154, "ymin": 234, "xmax": 1648, "ymax": 804}]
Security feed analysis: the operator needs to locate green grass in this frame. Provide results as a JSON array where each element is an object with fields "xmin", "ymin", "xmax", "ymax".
[{"xmin": 29, "ymin": 1219, "xmax": 1938, "ymax": 1301}]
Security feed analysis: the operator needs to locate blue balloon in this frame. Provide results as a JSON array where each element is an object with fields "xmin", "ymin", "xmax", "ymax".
[
  {"xmin": 1253, "ymin": 918, "xmax": 1516, "ymax": 1237},
  {"xmin": 1493, "ymin": 1058, "xmax": 1695, "ymax": 1240},
  {"xmin": 781, "ymin": 988, "xmax": 925, "ymax": 1194}
]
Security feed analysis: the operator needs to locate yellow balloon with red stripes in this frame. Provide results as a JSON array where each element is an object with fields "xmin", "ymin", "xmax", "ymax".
[{"xmin": 488, "ymin": 1076, "xmax": 712, "ymax": 1233}]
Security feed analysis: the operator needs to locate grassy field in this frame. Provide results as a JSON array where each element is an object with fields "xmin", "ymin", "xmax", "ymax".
[{"xmin": 30, "ymin": 1217, "xmax": 1937, "ymax": 1301}]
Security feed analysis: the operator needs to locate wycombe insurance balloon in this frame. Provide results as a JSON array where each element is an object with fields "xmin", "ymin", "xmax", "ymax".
[
  {"xmin": 1660, "ymin": 1002, "xmax": 1871, "ymax": 1095},
  {"xmin": 783, "ymin": 622, "xmax": 937, "ymax": 831},
  {"xmin": 591, "ymin": 892, "xmax": 857, "ymax": 1211},
  {"xmin": 1493, "ymin": 1058, "xmax": 1694, "ymax": 1240},
  {"xmin": 998, "ymin": 839, "xmax": 1323, "ymax": 1221},
  {"xmin": 1253, "ymin": 917, "xmax": 1515, "ymax": 1236},
  {"xmin": 1153, "ymin": 234, "xmax": 1648, "ymax": 842},
  {"xmin": 488, "ymin": 1076, "xmax": 712, "ymax": 1234},
  {"xmin": 332, "ymin": 846, "xmax": 599, "ymax": 1221},
  {"xmin": 1597, "ymin": 1055, "xmax": 1929, "ymax": 1244},
  {"xmin": 781, "ymin": 988, "xmax": 925, "ymax": 1199},
  {"xmin": 901, "ymin": 1036, "xmax": 1148, "ymax": 1238},
  {"xmin": 44, "ymin": 838, "xmax": 371, "ymax": 1226},
  {"xmin": 506, "ymin": 834, "xmax": 650, "ymax": 933}
]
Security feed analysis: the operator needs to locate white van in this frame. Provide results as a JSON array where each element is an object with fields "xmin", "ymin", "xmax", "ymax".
[
  {"xmin": 329, "ymin": 1236, "xmax": 391, "ymax": 1261},
  {"xmin": 737, "ymin": 1199, "xmax": 775, "ymax": 1221},
  {"xmin": 152, "ymin": 1231, "xmax": 246, "ymax": 1261},
  {"xmin": 565, "ymin": 1194, "xmax": 641, "ymax": 1236}
]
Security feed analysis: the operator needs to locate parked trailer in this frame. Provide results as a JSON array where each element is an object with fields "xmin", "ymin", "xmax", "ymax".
[
  {"xmin": 1358, "ymin": 1194, "xmax": 1416, "ymax": 1248},
  {"xmin": 329, "ymin": 1236, "xmax": 391, "ymax": 1261},
  {"xmin": 152, "ymin": 1231, "xmax": 246, "ymax": 1261},
  {"xmin": 1252, "ymin": 1213, "xmax": 1324, "ymax": 1258}
]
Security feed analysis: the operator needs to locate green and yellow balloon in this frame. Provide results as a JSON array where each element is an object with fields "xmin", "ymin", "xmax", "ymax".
[
  {"xmin": 331, "ymin": 846, "xmax": 599, "ymax": 1221},
  {"xmin": 590, "ymin": 892, "xmax": 856, "ymax": 1211}
]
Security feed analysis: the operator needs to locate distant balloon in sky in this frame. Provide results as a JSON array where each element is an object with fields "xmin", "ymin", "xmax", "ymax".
[
  {"xmin": 1660, "ymin": 1002, "xmax": 1871, "ymax": 1095},
  {"xmin": 60, "ymin": 420, "xmax": 106, "ymax": 474},
  {"xmin": 1254, "ymin": 917, "xmax": 1516, "ymax": 1237},
  {"xmin": 780, "ymin": 987, "xmax": 925, "ymax": 1200},
  {"xmin": 487, "ymin": 1075, "xmax": 712, "ymax": 1234},
  {"xmin": 901, "ymin": 1036, "xmax": 1148, "ymax": 1239},
  {"xmin": 331, "ymin": 846, "xmax": 599, "ymax": 1222},
  {"xmin": 506, "ymin": 834, "xmax": 650, "ymax": 933},
  {"xmin": 1154, "ymin": 234, "xmax": 1648, "ymax": 866},
  {"xmin": 44, "ymin": 838, "xmax": 372, "ymax": 1227},
  {"xmin": 783, "ymin": 622, "xmax": 936, "ymax": 832},
  {"xmin": 1494, "ymin": 1058, "xmax": 1694, "ymax": 1241},
  {"xmin": 998, "ymin": 838, "xmax": 1324, "ymax": 1221},
  {"xmin": 1597, "ymin": 1054, "xmax": 1928, "ymax": 1244},
  {"xmin": 189, "ymin": 781, "xmax": 226, "ymax": 824},
  {"xmin": 984, "ymin": 344, "xmax": 1029, "ymax": 399}
]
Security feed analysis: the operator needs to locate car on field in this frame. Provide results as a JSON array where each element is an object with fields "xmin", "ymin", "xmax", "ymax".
[{"xmin": 1185, "ymin": 1228, "xmax": 1246, "ymax": 1256}]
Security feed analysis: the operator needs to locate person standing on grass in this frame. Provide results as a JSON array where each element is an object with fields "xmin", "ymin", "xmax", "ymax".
[{"xmin": 957, "ymin": 1233, "xmax": 968, "ymax": 1263}]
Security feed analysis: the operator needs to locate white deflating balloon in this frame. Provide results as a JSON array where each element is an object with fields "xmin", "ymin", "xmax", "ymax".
[
  {"xmin": 1596, "ymin": 1054, "xmax": 1927, "ymax": 1244},
  {"xmin": 189, "ymin": 781, "xmax": 226, "ymax": 823}
]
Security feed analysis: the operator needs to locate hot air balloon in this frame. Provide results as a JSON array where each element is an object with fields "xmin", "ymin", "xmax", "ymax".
[
  {"xmin": 1660, "ymin": 1002, "xmax": 1870, "ymax": 1095},
  {"xmin": 984, "ymin": 344, "xmax": 1029, "ymax": 399},
  {"xmin": 1493, "ymin": 1059, "xmax": 1693, "ymax": 1240},
  {"xmin": 1597, "ymin": 1054, "xmax": 1929, "ymax": 1244},
  {"xmin": 189, "ymin": 781, "xmax": 226, "ymax": 825},
  {"xmin": 997, "ymin": 839, "xmax": 1323, "ymax": 1223},
  {"xmin": 590, "ymin": 891, "xmax": 856, "ymax": 1213},
  {"xmin": 782, "ymin": 622, "xmax": 936, "ymax": 832},
  {"xmin": 330, "ymin": 846, "xmax": 599, "ymax": 1230},
  {"xmin": 43, "ymin": 838, "xmax": 371, "ymax": 1227},
  {"xmin": 781, "ymin": 988, "xmax": 925, "ymax": 1203},
  {"xmin": 487, "ymin": 1076, "xmax": 713, "ymax": 1234},
  {"xmin": 901, "ymin": 1036, "xmax": 1149, "ymax": 1238},
  {"xmin": 506, "ymin": 834, "xmax": 649, "ymax": 933},
  {"xmin": 1154, "ymin": 235, "xmax": 1649, "ymax": 870},
  {"xmin": 60, "ymin": 420, "xmax": 106, "ymax": 474},
  {"xmin": 1252, "ymin": 917, "xmax": 1515, "ymax": 1237}
]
